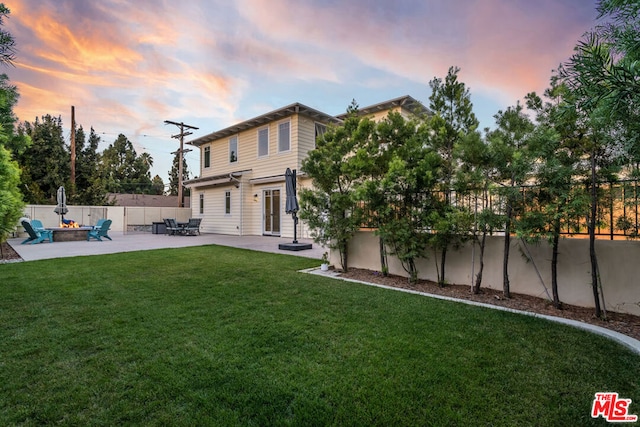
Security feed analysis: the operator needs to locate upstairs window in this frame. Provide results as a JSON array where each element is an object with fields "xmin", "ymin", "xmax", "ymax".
[
  {"xmin": 315, "ymin": 123, "xmax": 327, "ymax": 147},
  {"xmin": 258, "ymin": 128, "xmax": 269, "ymax": 157},
  {"xmin": 278, "ymin": 121, "xmax": 290, "ymax": 152},
  {"xmin": 229, "ymin": 136, "xmax": 238, "ymax": 163},
  {"xmin": 204, "ymin": 146, "xmax": 211, "ymax": 168}
]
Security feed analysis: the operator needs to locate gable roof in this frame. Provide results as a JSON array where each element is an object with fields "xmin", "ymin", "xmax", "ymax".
[
  {"xmin": 187, "ymin": 102, "xmax": 342, "ymax": 147},
  {"xmin": 335, "ymin": 95, "xmax": 429, "ymax": 120}
]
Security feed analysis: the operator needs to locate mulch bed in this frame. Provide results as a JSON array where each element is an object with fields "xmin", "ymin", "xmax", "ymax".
[
  {"xmin": 339, "ymin": 268, "xmax": 640, "ymax": 342},
  {"xmin": 0, "ymin": 241, "xmax": 22, "ymax": 263}
]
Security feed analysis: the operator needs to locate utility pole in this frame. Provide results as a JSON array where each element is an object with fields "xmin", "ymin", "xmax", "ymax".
[
  {"xmin": 164, "ymin": 120, "xmax": 198, "ymax": 207},
  {"xmin": 70, "ymin": 106, "xmax": 76, "ymax": 188}
]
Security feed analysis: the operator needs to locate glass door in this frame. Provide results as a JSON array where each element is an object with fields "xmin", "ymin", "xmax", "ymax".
[{"xmin": 263, "ymin": 189, "xmax": 281, "ymax": 236}]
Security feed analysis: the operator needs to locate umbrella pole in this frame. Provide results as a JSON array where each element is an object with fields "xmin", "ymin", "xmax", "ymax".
[{"xmin": 293, "ymin": 213, "xmax": 298, "ymax": 244}]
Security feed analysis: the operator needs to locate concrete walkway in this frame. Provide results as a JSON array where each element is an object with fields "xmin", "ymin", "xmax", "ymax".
[{"xmin": 7, "ymin": 232, "xmax": 325, "ymax": 261}]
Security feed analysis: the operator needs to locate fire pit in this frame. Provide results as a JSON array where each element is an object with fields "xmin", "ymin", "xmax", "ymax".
[{"xmin": 49, "ymin": 225, "xmax": 94, "ymax": 242}]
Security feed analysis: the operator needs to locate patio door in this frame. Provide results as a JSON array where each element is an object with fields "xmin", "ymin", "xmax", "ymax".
[{"xmin": 263, "ymin": 189, "xmax": 281, "ymax": 236}]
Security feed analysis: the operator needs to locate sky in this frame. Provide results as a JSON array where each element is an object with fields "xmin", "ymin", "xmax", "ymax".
[{"xmin": 4, "ymin": 0, "xmax": 601, "ymax": 186}]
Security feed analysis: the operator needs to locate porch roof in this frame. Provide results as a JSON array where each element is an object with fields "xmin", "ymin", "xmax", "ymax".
[{"xmin": 183, "ymin": 170, "xmax": 251, "ymax": 189}]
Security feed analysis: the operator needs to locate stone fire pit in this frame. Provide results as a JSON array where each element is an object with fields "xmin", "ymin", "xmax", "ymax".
[{"xmin": 49, "ymin": 226, "xmax": 94, "ymax": 242}]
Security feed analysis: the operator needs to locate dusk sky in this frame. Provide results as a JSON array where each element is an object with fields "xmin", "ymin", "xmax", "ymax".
[{"xmin": 5, "ymin": 0, "xmax": 601, "ymax": 185}]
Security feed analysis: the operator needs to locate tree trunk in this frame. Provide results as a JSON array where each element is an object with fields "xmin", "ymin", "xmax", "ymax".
[
  {"xmin": 379, "ymin": 236, "xmax": 388, "ymax": 276},
  {"xmin": 473, "ymin": 230, "xmax": 487, "ymax": 294},
  {"xmin": 503, "ymin": 201, "xmax": 512, "ymax": 299},
  {"xmin": 439, "ymin": 246, "xmax": 447, "ymax": 287},
  {"xmin": 551, "ymin": 219, "xmax": 561, "ymax": 309},
  {"xmin": 339, "ymin": 238, "xmax": 349, "ymax": 272},
  {"xmin": 589, "ymin": 152, "xmax": 602, "ymax": 318}
]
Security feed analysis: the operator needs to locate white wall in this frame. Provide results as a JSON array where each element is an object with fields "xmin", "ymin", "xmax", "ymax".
[
  {"xmin": 346, "ymin": 231, "xmax": 640, "ymax": 316},
  {"xmin": 21, "ymin": 205, "xmax": 192, "ymax": 233}
]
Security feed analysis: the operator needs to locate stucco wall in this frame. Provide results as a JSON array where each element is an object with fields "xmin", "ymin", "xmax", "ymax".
[{"xmin": 346, "ymin": 231, "xmax": 640, "ymax": 316}]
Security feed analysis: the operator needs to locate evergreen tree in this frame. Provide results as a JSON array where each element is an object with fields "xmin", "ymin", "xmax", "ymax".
[
  {"xmin": 151, "ymin": 175, "xmax": 165, "ymax": 195},
  {"xmin": 374, "ymin": 112, "xmax": 442, "ymax": 283},
  {"xmin": 99, "ymin": 134, "xmax": 153, "ymax": 194},
  {"xmin": 486, "ymin": 102, "xmax": 535, "ymax": 298},
  {"xmin": 17, "ymin": 115, "xmax": 69, "ymax": 204},
  {"xmin": 428, "ymin": 66, "xmax": 478, "ymax": 286},
  {"xmin": 72, "ymin": 126, "xmax": 107, "ymax": 205},
  {"xmin": 0, "ymin": 3, "xmax": 26, "ymax": 252},
  {"xmin": 168, "ymin": 151, "xmax": 189, "ymax": 197},
  {"xmin": 300, "ymin": 105, "xmax": 370, "ymax": 271},
  {"xmin": 522, "ymin": 83, "xmax": 590, "ymax": 308}
]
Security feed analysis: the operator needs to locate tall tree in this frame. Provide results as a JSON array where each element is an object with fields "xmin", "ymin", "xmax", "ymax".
[
  {"xmin": 0, "ymin": 3, "xmax": 26, "ymax": 253},
  {"xmin": 17, "ymin": 115, "xmax": 69, "ymax": 204},
  {"xmin": 522, "ymin": 83, "xmax": 590, "ymax": 309},
  {"xmin": 486, "ymin": 102, "xmax": 535, "ymax": 298},
  {"xmin": 428, "ymin": 66, "xmax": 479, "ymax": 286},
  {"xmin": 558, "ymin": 0, "xmax": 637, "ymax": 317},
  {"xmin": 71, "ymin": 126, "xmax": 107, "ymax": 205},
  {"xmin": 455, "ymin": 129, "xmax": 500, "ymax": 293},
  {"xmin": 151, "ymin": 175, "xmax": 165, "ymax": 195},
  {"xmin": 300, "ymin": 103, "xmax": 369, "ymax": 271},
  {"xmin": 168, "ymin": 150, "xmax": 189, "ymax": 197},
  {"xmin": 0, "ymin": 4, "xmax": 15, "ymax": 67},
  {"xmin": 99, "ymin": 134, "xmax": 153, "ymax": 194},
  {"xmin": 374, "ymin": 112, "xmax": 441, "ymax": 283},
  {"xmin": 0, "ymin": 74, "xmax": 28, "ymax": 157}
]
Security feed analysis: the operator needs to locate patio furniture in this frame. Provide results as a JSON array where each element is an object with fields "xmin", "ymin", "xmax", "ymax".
[
  {"xmin": 93, "ymin": 219, "xmax": 106, "ymax": 230},
  {"xmin": 21, "ymin": 220, "xmax": 53, "ymax": 245},
  {"xmin": 184, "ymin": 218, "xmax": 202, "ymax": 235},
  {"xmin": 164, "ymin": 218, "xmax": 181, "ymax": 235},
  {"xmin": 30, "ymin": 219, "xmax": 47, "ymax": 232},
  {"xmin": 87, "ymin": 219, "xmax": 112, "ymax": 241}
]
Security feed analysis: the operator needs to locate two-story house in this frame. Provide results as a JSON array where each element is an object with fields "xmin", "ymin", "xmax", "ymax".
[{"xmin": 184, "ymin": 95, "xmax": 425, "ymax": 238}]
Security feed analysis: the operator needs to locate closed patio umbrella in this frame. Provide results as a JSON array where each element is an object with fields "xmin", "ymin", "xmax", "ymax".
[
  {"xmin": 285, "ymin": 168, "xmax": 299, "ymax": 214},
  {"xmin": 54, "ymin": 185, "xmax": 68, "ymax": 221},
  {"xmin": 284, "ymin": 168, "xmax": 299, "ymax": 243}
]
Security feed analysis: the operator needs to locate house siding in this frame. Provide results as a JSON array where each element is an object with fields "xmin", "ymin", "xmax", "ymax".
[{"xmin": 186, "ymin": 97, "xmax": 422, "ymax": 238}]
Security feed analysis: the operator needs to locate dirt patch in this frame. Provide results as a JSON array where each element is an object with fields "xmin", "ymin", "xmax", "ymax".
[
  {"xmin": 339, "ymin": 268, "xmax": 640, "ymax": 342},
  {"xmin": 0, "ymin": 241, "xmax": 22, "ymax": 263}
]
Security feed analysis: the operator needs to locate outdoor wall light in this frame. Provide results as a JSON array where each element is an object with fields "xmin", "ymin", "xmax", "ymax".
[{"xmin": 253, "ymin": 194, "xmax": 258, "ymax": 202}]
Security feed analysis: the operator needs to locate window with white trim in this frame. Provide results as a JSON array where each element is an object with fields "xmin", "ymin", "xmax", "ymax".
[
  {"xmin": 204, "ymin": 146, "xmax": 211, "ymax": 168},
  {"xmin": 229, "ymin": 136, "xmax": 238, "ymax": 163},
  {"xmin": 225, "ymin": 190, "xmax": 231, "ymax": 215},
  {"xmin": 258, "ymin": 128, "xmax": 269, "ymax": 157},
  {"xmin": 199, "ymin": 194, "xmax": 204, "ymax": 214},
  {"xmin": 278, "ymin": 121, "xmax": 290, "ymax": 152}
]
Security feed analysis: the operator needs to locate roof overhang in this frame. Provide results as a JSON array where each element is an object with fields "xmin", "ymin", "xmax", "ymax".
[
  {"xmin": 184, "ymin": 170, "xmax": 250, "ymax": 189},
  {"xmin": 188, "ymin": 103, "xmax": 343, "ymax": 147},
  {"xmin": 336, "ymin": 95, "xmax": 430, "ymax": 119}
]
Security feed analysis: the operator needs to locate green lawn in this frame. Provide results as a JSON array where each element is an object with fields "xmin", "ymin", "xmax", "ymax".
[{"xmin": 0, "ymin": 245, "xmax": 638, "ymax": 426}]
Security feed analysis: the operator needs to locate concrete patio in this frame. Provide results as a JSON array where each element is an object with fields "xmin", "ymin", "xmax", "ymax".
[{"xmin": 7, "ymin": 232, "xmax": 325, "ymax": 262}]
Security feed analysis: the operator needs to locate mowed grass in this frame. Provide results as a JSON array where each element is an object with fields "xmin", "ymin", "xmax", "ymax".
[{"xmin": 0, "ymin": 246, "xmax": 638, "ymax": 426}]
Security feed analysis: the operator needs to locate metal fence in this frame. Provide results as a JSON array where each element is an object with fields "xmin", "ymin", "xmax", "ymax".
[{"xmin": 360, "ymin": 179, "xmax": 640, "ymax": 240}]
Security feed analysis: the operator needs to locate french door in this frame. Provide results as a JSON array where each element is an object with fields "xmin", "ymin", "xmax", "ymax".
[{"xmin": 263, "ymin": 189, "xmax": 281, "ymax": 236}]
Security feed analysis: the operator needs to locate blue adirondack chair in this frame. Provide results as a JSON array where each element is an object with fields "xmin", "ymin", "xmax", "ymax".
[
  {"xmin": 87, "ymin": 219, "xmax": 112, "ymax": 241},
  {"xmin": 21, "ymin": 220, "xmax": 53, "ymax": 245},
  {"xmin": 93, "ymin": 219, "xmax": 106, "ymax": 230},
  {"xmin": 30, "ymin": 219, "xmax": 47, "ymax": 232}
]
